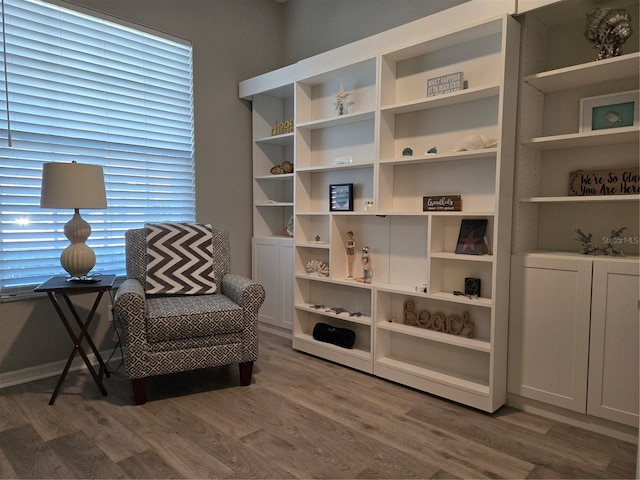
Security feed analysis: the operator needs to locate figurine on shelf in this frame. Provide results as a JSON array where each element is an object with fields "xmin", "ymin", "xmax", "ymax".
[
  {"xmin": 575, "ymin": 227, "xmax": 627, "ymax": 256},
  {"xmin": 355, "ymin": 246, "xmax": 372, "ymax": 284},
  {"xmin": 584, "ymin": 8, "xmax": 633, "ymax": 60},
  {"xmin": 333, "ymin": 82, "xmax": 353, "ymax": 115},
  {"xmin": 346, "ymin": 231, "xmax": 355, "ymax": 278}
]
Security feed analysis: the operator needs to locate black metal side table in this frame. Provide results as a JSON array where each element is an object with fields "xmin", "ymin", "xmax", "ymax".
[{"xmin": 34, "ymin": 274, "xmax": 116, "ymax": 404}]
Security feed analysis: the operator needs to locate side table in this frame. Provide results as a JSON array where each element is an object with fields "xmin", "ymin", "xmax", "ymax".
[{"xmin": 34, "ymin": 274, "xmax": 116, "ymax": 404}]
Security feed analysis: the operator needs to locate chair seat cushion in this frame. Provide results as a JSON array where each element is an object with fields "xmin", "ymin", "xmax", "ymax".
[{"xmin": 146, "ymin": 294, "xmax": 244, "ymax": 343}]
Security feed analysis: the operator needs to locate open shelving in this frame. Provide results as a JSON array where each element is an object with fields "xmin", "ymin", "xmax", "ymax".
[
  {"xmin": 290, "ymin": 14, "xmax": 520, "ymax": 413},
  {"xmin": 508, "ymin": 0, "xmax": 639, "ymax": 432}
]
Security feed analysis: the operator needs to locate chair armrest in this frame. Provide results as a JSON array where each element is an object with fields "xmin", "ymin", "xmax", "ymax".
[
  {"xmin": 114, "ymin": 278, "xmax": 147, "ymax": 341},
  {"xmin": 221, "ymin": 274, "xmax": 265, "ymax": 313}
]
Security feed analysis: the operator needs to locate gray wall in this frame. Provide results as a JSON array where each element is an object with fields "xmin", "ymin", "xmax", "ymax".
[
  {"xmin": 281, "ymin": 0, "xmax": 468, "ymax": 64},
  {"xmin": 0, "ymin": 0, "xmax": 467, "ymax": 378}
]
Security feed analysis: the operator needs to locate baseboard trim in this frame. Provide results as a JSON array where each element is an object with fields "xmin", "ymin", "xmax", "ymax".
[
  {"xmin": 507, "ymin": 394, "xmax": 638, "ymax": 443},
  {"xmin": 0, "ymin": 351, "xmax": 123, "ymax": 390},
  {"xmin": 258, "ymin": 322, "xmax": 292, "ymax": 339}
]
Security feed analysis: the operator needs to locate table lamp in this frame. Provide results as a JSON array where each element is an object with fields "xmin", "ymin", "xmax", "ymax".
[{"xmin": 40, "ymin": 161, "xmax": 107, "ymax": 280}]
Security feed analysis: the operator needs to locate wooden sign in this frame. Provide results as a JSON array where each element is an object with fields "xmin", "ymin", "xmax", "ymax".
[
  {"xmin": 569, "ymin": 167, "xmax": 639, "ymax": 196},
  {"xmin": 423, "ymin": 195, "xmax": 462, "ymax": 211},
  {"xmin": 271, "ymin": 119, "xmax": 294, "ymax": 136},
  {"xmin": 427, "ymin": 72, "xmax": 464, "ymax": 97}
]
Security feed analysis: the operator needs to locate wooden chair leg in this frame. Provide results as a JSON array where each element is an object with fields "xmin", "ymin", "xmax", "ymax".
[
  {"xmin": 131, "ymin": 377, "xmax": 147, "ymax": 405},
  {"xmin": 239, "ymin": 361, "xmax": 253, "ymax": 386}
]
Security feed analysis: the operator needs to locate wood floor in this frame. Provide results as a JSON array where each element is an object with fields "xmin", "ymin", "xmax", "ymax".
[{"xmin": 0, "ymin": 331, "xmax": 636, "ymax": 479}]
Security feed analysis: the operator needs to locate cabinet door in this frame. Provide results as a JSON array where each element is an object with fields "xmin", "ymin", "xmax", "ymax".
[
  {"xmin": 508, "ymin": 255, "xmax": 593, "ymax": 412},
  {"xmin": 252, "ymin": 237, "xmax": 283, "ymax": 328},
  {"xmin": 588, "ymin": 260, "xmax": 639, "ymax": 427}
]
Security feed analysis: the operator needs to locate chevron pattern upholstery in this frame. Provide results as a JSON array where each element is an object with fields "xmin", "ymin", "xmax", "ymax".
[
  {"xmin": 114, "ymin": 225, "xmax": 265, "ymax": 405},
  {"xmin": 145, "ymin": 223, "xmax": 217, "ymax": 295}
]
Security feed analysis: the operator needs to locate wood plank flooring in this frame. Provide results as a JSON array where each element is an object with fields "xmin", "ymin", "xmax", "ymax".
[{"xmin": 0, "ymin": 332, "xmax": 636, "ymax": 479}]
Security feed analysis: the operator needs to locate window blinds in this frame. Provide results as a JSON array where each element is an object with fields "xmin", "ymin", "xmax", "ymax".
[{"xmin": 0, "ymin": 0, "xmax": 195, "ymax": 293}]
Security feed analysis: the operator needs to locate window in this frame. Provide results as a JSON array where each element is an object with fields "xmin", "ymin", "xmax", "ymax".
[{"xmin": 0, "ymin": 0, "xmax": 195, "ymax": 294}]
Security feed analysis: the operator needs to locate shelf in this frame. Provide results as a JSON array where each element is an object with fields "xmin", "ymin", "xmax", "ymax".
[
  {"xmin": 293, "ymin": 333, "xmax": 372, "ymax": 373},
  {"xmin": 295, "ymin": 304, "xmax": 371, "ymax": 326},
  {"xmin": 430, "ymin": 252, "xmax": 494, "ymax": 262},
  {"xmin": 382, "ymin": 16, "xmax": 503, "ymax": 62},
  {"xmin": 524, "ymin": 53, "xmax": 640, "ymax": 93},
  {"xmin": 296, "ymin": 161, "xmax": 374, "ymax": 173},
  {"xmin": 296, "ymin": 241, "xmax": 330, "ymax": 249},
  {"xmin": 375, "ymin": 356, "xmax": 490, "ymax": 396},
  {"xmin": 381, "ymin": 85, "xmax": 500, "ymax": 114},
  {"xmin": 515, "ymin": 251, "xmax": 640, "ymax": 263},
  {"xmin": 378, "ymin": 321, "xmax": 490, "ymax": 352},
  {"xmin": 520, "ymin": 195, "xmax": 640, "ymax": 204},
  {"xmin": 254, "ymin": 173, "xmax": 294, "ymax": 181},
  {"xmin": 296, "ymin": 110, "xmax": 375, "ymax": 130},
  {"xmin": 428, "ymin": 291, "xmax": 493, "ymax": 308},
  {"xmin": 255, "ymin": 201, "xmax": 294, "ymax": 207},
  {"xmin": 522, "ymin": 127, "xmax": 639, "ymax": 150},
  {"xmin": 379, "ymin": 148, "xmax": 497, "ymax": 166},
  {"xmin": 255, "ymin": 132, "xmax": 294, "ymax": 146},
  {"xmin": 295, "ymin": 274, "xmax": 373, "ymax": 290}
]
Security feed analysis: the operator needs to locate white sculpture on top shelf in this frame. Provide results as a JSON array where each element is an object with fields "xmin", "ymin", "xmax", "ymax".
[{"xmin": 333, "ymin": 82, "xmax": 354, "ymax": 115}]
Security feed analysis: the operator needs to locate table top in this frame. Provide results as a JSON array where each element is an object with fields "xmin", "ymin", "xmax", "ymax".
[{"xmin": 34, "ymin": 274, "xmax": 117, "ymax": 293}]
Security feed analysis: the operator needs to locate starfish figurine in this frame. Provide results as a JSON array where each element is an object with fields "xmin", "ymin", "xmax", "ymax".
[{"xmin": 333, "ymin": 82, "xmax": 353, "ymax": 115}]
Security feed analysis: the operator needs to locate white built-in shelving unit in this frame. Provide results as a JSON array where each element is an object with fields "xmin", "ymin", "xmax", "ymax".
[
  {"xmin": 291, "ymin": 14, "xmax": 520, "ymax": 413},
  {"xmin": 508, "ymin": 0, "xmax": 639, "ymax": 433}
]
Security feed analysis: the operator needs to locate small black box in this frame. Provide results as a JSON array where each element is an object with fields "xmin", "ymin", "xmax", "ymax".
[{"xmin": 464, "ymin": 277, "xmax": 481, "ymax": 297}]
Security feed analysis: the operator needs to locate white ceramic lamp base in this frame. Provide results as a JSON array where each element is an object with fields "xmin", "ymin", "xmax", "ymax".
[{"xmin": 60, "ymin": 209, "xmax": 96, "ymax": 279}]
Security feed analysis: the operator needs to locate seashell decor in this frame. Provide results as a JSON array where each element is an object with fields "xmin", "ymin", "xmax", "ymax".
[
  {"xmin": 306, "ymin": 259, "xmax": 329, "ymax": 277},
  {"xmin": 584, "ymin": 8, "xmax": 633, "ymax": 60},
  {"xmin": 452, "ymin": 134, "xmax": 497, "ymax": 152}
]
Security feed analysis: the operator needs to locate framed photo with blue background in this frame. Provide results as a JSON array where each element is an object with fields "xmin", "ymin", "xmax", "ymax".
[
  {"xmin": 329, "ymin": 183, "xmax": 353, "ymax": 212},
  {"xmin": 579, "ymin": 90, "xmax": 639, "ymax": 132}
]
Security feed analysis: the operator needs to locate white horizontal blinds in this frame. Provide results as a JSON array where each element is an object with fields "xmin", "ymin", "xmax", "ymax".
[{"xmin": 0, "ymin": 0, "xmax": 195, "ymax": 291}]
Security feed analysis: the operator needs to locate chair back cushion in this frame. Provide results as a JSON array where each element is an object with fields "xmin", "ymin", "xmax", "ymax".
[
  {"xmin": 145, "ymin": 223, "xmax": 216, "ymax": 295},
  {"xmin": 125, "ymin": 224, "xmax": 231, "ymax": 289}
]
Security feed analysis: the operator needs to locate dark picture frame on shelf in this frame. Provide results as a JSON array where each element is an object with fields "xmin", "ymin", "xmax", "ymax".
[
  {"xmin": 329, "ymin": 183, "xmax": 354, "ymax": 212},
  {"xmin": 579, "ymin": 90, "xmax": 639, "ymax": 132},
  {"xmin": 455, "ymin": 218, "xmax": 489, "ymax": 255}
]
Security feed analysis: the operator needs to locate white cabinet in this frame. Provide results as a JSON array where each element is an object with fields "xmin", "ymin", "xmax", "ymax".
[
  {"xmin": 252, "ymin": 236, "xmax": 293, "ymax": 332},
  {"xmin": 292, "ymin": 15, "xmax": 520, "ymax": 413},
  {"xmin": 509, "ymin": 0, "xmax": 640, "ymax": 429},
  {"xmin": 508, "ymin": 255, "xmax": 639, "ymax": 427},
  {"xmin": 588, "ymin": 260, "xmax": 640, "ymax": 426}
]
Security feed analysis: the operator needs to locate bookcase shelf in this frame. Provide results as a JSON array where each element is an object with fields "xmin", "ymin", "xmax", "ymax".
[{"xmin": 289, "ymin": 14, "xmax": 520, "ymax": 413}]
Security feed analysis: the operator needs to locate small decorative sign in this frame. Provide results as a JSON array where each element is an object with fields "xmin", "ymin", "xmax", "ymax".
[
  {"xmin": 271, "ymin": 119, "xmax": 294, "ymax": 136},
  {"xmin": 427, "ymin": 72, "xmax": 464, "ymax": 97},
  {"xmin": 423, "ymin": 195, "xmax": 462, "ymax": 211},
  {"xmin": 569, "ymin": 167, "xmax": 639, "ymax": 196}
]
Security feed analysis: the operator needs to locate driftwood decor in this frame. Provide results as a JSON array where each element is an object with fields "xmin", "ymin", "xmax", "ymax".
[{"xmin": 403, "ymin": 300, "xmax": 474, "ymax": 338}]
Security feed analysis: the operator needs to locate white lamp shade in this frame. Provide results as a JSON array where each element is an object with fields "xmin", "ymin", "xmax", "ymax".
[
  {"xmin": 40, "ymin": 162, "xmax": 107, "ymax": 209},
  {"xmin": 40, "ymin": 161, "xmax": 106, "ymax": 278}
]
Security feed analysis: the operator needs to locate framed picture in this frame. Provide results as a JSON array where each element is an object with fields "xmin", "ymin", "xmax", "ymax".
[
  {"xmin": 455, "ymin": 218, "xmax": 489, "ymax": 255},
  {"xmin": 579, "ymin": 90, "xmax": 639, "ymax": 132},
  {"xmin": 329, "ymin": 183, "xmax": 353, "ymax": 212}
]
